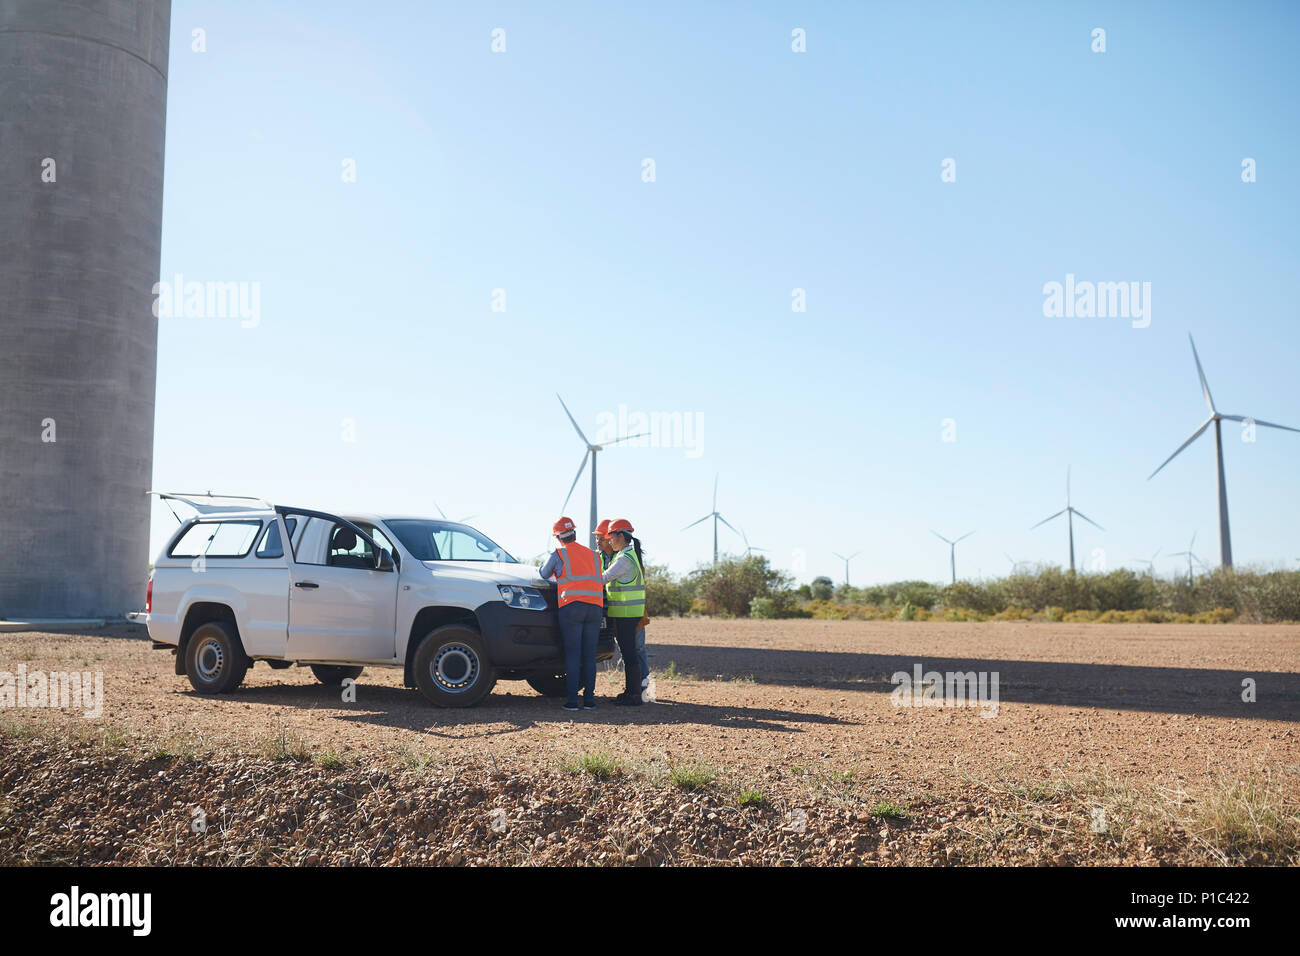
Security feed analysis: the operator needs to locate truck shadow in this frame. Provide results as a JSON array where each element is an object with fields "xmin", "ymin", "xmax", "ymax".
[
  {"xmin": 643, "ymin": 644, "xmax": 1300, "ymax": 721},
  {"xmin": 220, "ymin": 681, "xmax": 855, "ymax": 736}
]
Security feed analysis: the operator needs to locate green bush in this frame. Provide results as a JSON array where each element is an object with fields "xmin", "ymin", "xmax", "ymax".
[
  {"xmin": 644, "ymin": 562, "xmax": 696, "ymax": 617},
  {"xmin": 692, "ymin": 555, "xmax": 795, "ymax": 618}
]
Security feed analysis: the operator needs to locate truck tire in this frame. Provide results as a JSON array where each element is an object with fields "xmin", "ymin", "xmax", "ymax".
[
  {"xmin": 413, "ymin": 625, "xmax": 495, "ymax": 707},
  {"xmin": 184, "ymin": 622, "xmax": 248, "ymax": 695},
  {"xmin": 310, "ymin": 664, "xmax": 363, "ymax": 685},
  {"xmin": 526, "ymin": 673, "xmax": 568, "ymax": 697}
]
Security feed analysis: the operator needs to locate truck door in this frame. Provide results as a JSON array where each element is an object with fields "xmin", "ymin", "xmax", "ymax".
[{"xmin": 282, "ymin": 510, "xmax": 399, "ymax": 663}]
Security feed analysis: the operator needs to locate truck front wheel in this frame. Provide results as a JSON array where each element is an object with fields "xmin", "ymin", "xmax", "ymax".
[
  {"xmin": 413, "ymin": 626, "xmax": 496, "ymax": 707},
  {"xmin": 184, "ymin": 622, "xmax": 248, "ymax": 695}
]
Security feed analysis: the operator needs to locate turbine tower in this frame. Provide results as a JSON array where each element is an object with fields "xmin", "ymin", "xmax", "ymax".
[
  {"xmin": 1, "ymin": 0, "xmax": 172, "ymax": 618},
  {"xmin": 557, "ymin": 394, "xmax": 645, "ymax": 550},
  {"xmin": 683, "ymin": 474, "xmax": 740, "ymax": 566},
  {"xmin": 931, "ymin": 530, "xmax": 974, "ymax": 585},
  {"xmin": 1031, "ymin": 466, "xmax": 1103, "ymax": 573},
  {"xmin": 1148, "ymin": 334, "xmax": 1299, "ymax": 568},
  {"xmin": 832, "ymin": 551, "xmax": 861, "ymax": 586}
]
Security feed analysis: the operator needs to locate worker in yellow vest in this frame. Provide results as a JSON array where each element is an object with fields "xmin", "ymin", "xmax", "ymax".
[
  {"xmin": 539, "ymin": 516, "xmax": 605, "ymax": 711},
  {"xmin": 596, "ymin": 518, "xmax": 651, "ymax": 701},
  {"xmin": 601, "ymin": 519, "xmax": 646, "ymax": 706}
]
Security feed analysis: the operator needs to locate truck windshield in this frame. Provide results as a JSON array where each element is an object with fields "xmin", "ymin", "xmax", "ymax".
[{"xmin": 384, "ymin": 519, "xmax": 517, "ymax": 563}]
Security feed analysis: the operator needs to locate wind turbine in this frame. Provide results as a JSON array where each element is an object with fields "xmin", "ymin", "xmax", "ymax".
[
  {"xmin": 683, "ymin": 474, "xmax": 741, "ymax": 566},
  {"xmin": 1148, "ymin": 334, "xmax": 1300, "ymax": 568},
  {"xmin": 433, "ymin": 502, "xmax": 476, "ymax": 523},
  {"xmin": 1030, "ymin": 466, "xmax": 1103, "ymax": 573},
  {"xmin": 740, "ymin": 528, "xmax": 768, "ymax": 557},
  {"xmin": 1132, "ymin": 548, "xmax": 1162, "ymax": 577},
  {"xmin": 832, "ymin": 551, "xmax": 861, "ymax": 586},
  {"xmin": 1169, "ymin": 533, "xmax": 1209, "ymax": 582},
  {"xmin": 931, "ymin": 530, "xmax": 974, "ymax": 585},
  {"xmin": 1004, "ymin": 553, "xmax": 1030, "ymax": 574},
  {"xmin": 557, "ymin": 394, "xmax": 646, "ymax": 549}
]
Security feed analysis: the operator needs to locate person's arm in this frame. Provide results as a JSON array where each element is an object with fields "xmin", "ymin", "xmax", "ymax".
[
  {"xmin": 538, "ymin": 550, "xmax": 560, "ymax": 580},
  {"xmin": 602, "ymin": 552, "xmax": 631, "ymax": 583}
]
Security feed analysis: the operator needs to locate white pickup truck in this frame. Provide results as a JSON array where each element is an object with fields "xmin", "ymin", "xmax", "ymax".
[{"xmin": 144, "ymin": 494, "xmax": 613, "ymax": 706}]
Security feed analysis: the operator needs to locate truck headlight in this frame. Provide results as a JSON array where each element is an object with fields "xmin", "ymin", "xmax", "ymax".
[{"xmin": 498, "ymin": 585, "xmax": 547, "ymax": 610}]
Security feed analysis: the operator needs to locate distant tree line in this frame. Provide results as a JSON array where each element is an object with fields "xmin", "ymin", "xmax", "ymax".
[{"xmin": 643, "ymin": 556, "xmax": 1300, "ymax": 623}]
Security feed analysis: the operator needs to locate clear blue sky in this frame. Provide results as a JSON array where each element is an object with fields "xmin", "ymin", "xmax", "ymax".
[{"xmin": 152, "ymin": 0, "xmax": 1300, "ymax": 584}]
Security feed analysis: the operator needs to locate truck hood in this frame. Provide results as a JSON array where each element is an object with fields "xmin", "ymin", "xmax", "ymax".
[{"xmin": 421, "ymin": 560, "xmax": 547, "ymax": 587}]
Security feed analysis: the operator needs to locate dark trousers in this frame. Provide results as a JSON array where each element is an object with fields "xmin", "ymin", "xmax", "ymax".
[
  {"xmin": 559, "ymin": 601, "xmax": 601, "ymax": 704},
  {"xmin": 612, "ymin": 615, "xmax": 642, "ymax": 697}
]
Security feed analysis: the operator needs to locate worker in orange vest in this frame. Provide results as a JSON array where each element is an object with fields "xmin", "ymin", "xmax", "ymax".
[{"xmin": 539, "ymin": 516, "xmax": 605, "ymax": 711}]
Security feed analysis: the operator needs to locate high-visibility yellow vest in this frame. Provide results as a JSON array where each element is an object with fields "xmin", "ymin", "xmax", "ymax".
[{"xmin": 605, "ymin": 547, "xmax": 645, "ymax": 618}]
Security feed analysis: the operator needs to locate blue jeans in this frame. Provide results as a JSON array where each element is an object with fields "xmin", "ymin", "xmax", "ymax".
[
  {"xmin": 613, "ymin": 627, "xmax": 651, "ymax": 688},
  {"xmin": 559, "ymin": 601, "xmax": 601, "ymax": 705},
  {"xmin": 636, "ymin": 627, "xmax": 649, "ymax": 687}
]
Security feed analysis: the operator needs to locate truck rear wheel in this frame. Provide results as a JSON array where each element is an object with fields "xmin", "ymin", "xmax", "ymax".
[
  {"xmin": 526, "ymin": 673, "xmax": 568, "ymax": 697},
  {"xmin": 413, "ymin": 625, "xmax": 495, "ymax": 707},
  {"xmin": 184, "ymin": 622, "xmax": 248, "ymax": 695},
  {"xmin": 311, "ymin": 664, "xmax": 363, "ymax": 685}
]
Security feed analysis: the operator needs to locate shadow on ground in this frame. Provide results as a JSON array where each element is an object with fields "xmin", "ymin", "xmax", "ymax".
[{"xmin": 645, "ymin": 644, "xmax": 1300, "ymax": 721}]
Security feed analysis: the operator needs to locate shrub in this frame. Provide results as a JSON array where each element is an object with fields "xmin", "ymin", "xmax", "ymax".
[
  {"xmin": 692, "ymin": 555, "xmax": 794, "ymax": 618},
  {"xmin": 644, "ymin": 563, "xmax": 696, "ymax": 617}
]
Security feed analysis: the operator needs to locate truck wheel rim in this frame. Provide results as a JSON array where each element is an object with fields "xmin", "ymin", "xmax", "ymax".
[
  {"xmin": 432, "ymin": 644, "xmax": 478, "ymax": 693},
  {"xmin": 196, "ymin": 637, "xmax": 224, "ymax": 682}
]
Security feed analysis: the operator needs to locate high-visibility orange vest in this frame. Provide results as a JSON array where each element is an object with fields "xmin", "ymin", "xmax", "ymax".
[{"xmin": 553, "ymin": 541, "xmax": 605, "ymax": 608}]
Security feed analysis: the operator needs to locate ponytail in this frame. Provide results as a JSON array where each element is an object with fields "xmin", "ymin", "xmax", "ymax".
[{"xmin": 631, "ymin": 535, "xmax": 644, "ymax": 569}]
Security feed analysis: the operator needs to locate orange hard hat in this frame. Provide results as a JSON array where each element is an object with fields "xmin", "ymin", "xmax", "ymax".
[
  {"xmin": 607, "ymin": 518, "xmax": 634, "ymax": 535},
  {"xmin": 594, "ymin": 519, "xmax": 611, "ymax": 536},
  {"xmin": 552, "ymin": 516, "xmax": 577, "ymax": 536}
]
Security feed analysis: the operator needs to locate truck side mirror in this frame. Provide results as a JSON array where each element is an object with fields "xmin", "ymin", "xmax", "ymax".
[{"xmin": 376, "ymin": 548, "xmax": 395, "ymax": 572}]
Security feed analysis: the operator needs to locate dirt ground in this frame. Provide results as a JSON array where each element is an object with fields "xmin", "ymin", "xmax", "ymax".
[{"xmin": 2, "ymin": 619, "xmax": 1297, "ymax": 865}]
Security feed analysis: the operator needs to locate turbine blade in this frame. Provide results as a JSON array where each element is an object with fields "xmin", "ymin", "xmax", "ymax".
[
  {"xmin": 832, "ymin": 552, "xmax": 846, "ymax": 561},
  {"xmin": 433, "ymin": 501, "xmax": 447, "ymax": 519},
  {"xmin": 1188, "ymin": 334, "xmax": 1216, "ymax": 413},
  {"xmin": 682, "ymin": 514, "xmax": 711, "ymax": 531},
  {"xmin": 556, "ymin": 393, "xmax": 590, "ymax": 445},
  {"xmin": 717, "ymin": 514, "xmax": 741, "ymax": 537},
  {"xmin": 1220, "ymin": 414, "xmax": 1300, "ymax": 434},
  {"xmin": 1030, "ymin": 508, "xmax": 1068, "ymax": 530},
  {"xmin": 1148, "ymin": 417, "xmax": 1213, "ymax": 480},
  {"xmin": 597, "ymin": 431, "xmax": 650, "ymax": 447},
  {"xmin": 561, "ymin": 452, "xmax": 589, "ymax": 512},
  {"xmin": 713, "ymin": 474, "xmax": 719, "ymax": 512},
  {"xmin": 955, "ymin": 531, "xmax": 975, "ymax": 543},
  {"xmin": 1072, "ymin": 509, "xmax": 1104, "ymax": 531},
  {"xmin": 849, "ymin": 551, "xmax": 862, "ymax": 560},
  {"xmin": 930, "ymin": 530, "xmax": 953, "ymax": 545}
]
